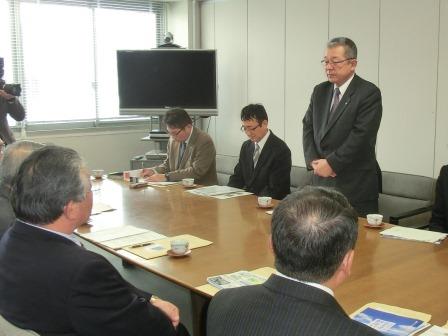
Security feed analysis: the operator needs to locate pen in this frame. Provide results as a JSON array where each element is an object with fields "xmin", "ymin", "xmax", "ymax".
[{"xmin": 129, "ymin": 242, "xmax": 154, "ymax": 249}]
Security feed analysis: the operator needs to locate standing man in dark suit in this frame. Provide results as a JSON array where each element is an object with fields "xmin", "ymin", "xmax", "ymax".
[
  {"xmin": 429, "ymin": 165, "xmax": 448, "ymax": 233},
  {"xmin": 142, "ymin": 108, "xmax": 218, "ymax": 185},
  {"xmin": 228, "ymin": 104, "xmax": 291, "ymax": 199},
  {"xmin": 0, "ymin": 145, "xmax": 189, "ymax": 336},
  {"xmin": 303, "ymin": 37, "xmax": 382, "ymax": 216},
  {"xmin": 207, "ymin": 186, "xmax": 381, "ymax": 336}
]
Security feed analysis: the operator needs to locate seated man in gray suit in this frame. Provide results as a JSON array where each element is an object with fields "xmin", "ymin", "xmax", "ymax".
[
  {"xmin": 0, "ymin": 140, "xmax": 43, "ymax": 237},
  {"xmin": 228, "ymin": 104, "xmax": 291, "ymax": 199},
  {"xmin": 207, "ymin": 186, "xmax": 381, "ymax": 336},
  {"xmin": 0, "ymin": 145, "xmax": 189, "ymax": 336},
  {"xmin": 143, "ymin": 108, "xmax": 218, "ymax": 185}
]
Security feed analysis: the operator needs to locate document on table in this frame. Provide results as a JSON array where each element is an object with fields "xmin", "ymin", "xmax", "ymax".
[
  {"xmin": 123, "ymin": 234, "xmax": 213, "ymax": 259},
  {"xmin": 79, "ymin": 225, "xmax": 148, "ymax": 243},
  {"xmin": 91, "ymin": 202, "xmax": 116, "ymax": 215},
  {"xmin": 207, "ymin": 271, "xmax": 267, "ymax": 290},
  {"xmin": 351, "ymin": 302, "xmax": 431, "ymax": 336},
  {"xmin": 187, "ymin": 185, "xmax": 252, "ymax": 199},
  {"xmin": 380, "ymin": 226, "xmax": 448, "ymax": 244},
  {"xmin": 146, "ymin": 181, "xmax": 179, "ymax": 187},
  {"xmin": 101, "ymin": 231, "xmax": 166, "ymax": 250}
]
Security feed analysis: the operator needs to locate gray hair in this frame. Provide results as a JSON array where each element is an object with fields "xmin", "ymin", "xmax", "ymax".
[
  {"xmin": 271, "ymin": 186, "xmax": 358, "ymax": 283},
  {"xmin": 0, "ymin": 140, "xmax": 44, "ymax": 187},
  {"xmin": 327, "ymin": 37, "xmax": 357, "ymax": 59},
  {"xmin": 11, "ymin": 145, "xmax": 89, "ymax": 225}
]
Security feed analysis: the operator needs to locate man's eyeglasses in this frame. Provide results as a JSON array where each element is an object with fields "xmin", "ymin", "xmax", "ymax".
[
  {"xmin": 240, "ymin": 124, "xmax": 260, "ymax": 132},
  {"xmin": 320, "ymin": 58, "xmax": 355, "ymax": 66},
  {"xmin": 167, "ymin": 127, "xmax": 185, "ymax": 137}
]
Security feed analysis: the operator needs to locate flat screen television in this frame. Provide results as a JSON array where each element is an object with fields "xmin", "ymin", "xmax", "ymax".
[{"xmin": 117, "ymin": 49, "xmax": 217, "ymax": 116}]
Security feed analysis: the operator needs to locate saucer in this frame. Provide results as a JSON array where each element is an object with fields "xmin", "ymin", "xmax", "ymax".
[
  {"xmin": 363, "ymin": 222, "xmax": 385, "ymax": 229},
  {"xmin": 182, "ymin": 184, "xmax": 197, "ymax": 189},
  {"xmin": 167, "ymin": 249, "xmax": 192, "ymax": 257},
  {"xmin": 257, "ymin": 204, "xmax": 273, "ymax": 209}
]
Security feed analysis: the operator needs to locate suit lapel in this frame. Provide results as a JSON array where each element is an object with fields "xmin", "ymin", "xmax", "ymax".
[
  {"xmin": 178, "ymin": 126, "xmax": 198, "ymax": 169},
  {"xmin": 322, "ymin": 75, "xmax": 359, "ymax": 140},
  {"xmin": 247, "ymin": 132, "xmax": 273, "ymax": 186}
]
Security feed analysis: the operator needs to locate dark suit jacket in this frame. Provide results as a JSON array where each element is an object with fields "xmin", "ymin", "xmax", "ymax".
[
  {"xmin": 429, "ymin": 165, "xmax": 448, "ymax": 233},
  {"xmin": 303, "ymin": 74, "xmax": 382, "ymax": 208},
  {"xmin": 228, "ymin": 131, "xmax": 291, "ymax": 200},
  {"xmin": 0, "ymin": 221, "xmax": 177, "ymax": 336},
  {"xmin": 0, "ymin": 97, "xmax": 25, "ymax": 144},
  {"xmin": 207, "ymin": 274, "xmax": 381, "ymax": 336},
  {"xmin": 154, "ymin": 126, "xmax": 218, "ymax": 185}
]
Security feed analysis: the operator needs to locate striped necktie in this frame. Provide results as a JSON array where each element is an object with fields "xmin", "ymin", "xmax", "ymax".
[
  {"xmin": 253, "ymin": 143, "xmax": 261, "ymax": 168},
  {"xmin": 178, "ymin": 141, "xmax": 186, "ymax": 169}
]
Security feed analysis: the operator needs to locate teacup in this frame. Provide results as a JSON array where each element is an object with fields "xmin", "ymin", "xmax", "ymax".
[
  {"xmin": 170, "ymin": 239, "xmax": 189, "ymax": 255},
  {"xmin": 258, "ymin": 196, "xmax": 272, "ymax": 207},
  {"xmin": 366, "ymin": 214, "xmax": 383, "ymax": 226},
  {"xmin": 182, "ymin": 178, "xmax": 195, "ymax": 186},
  {"xmin": 92, "ymin": 169, "xmax": 104, "ymax": 179}
]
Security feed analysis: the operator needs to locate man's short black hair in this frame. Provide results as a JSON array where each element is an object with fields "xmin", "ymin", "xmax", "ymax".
[
  {"xmin": 165, "ymin": 108, "xmax": 193, "ymax": 129},
  {"xmin": 271, "ymin": 186, "xmax": 358, "ymax": 283},
  {"xmin": 240, "ymin": 104, "xmax": 268, "ymax": 124}
]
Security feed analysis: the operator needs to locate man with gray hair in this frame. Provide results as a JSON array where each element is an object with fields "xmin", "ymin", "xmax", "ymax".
[
  {"xmin": 0, "ymin": 145, "xmax": 188, "ymax": 336},
  {"xmin": 207, "ymin": 186, "xmax": 381, "ymax": 335},
  {"xmin": 0, "ymin": 140, "xmax": 43, "ymax": 236},
  {"xmin": 303, "ymin": 37, "xmax": 382, "ymax": 217}
]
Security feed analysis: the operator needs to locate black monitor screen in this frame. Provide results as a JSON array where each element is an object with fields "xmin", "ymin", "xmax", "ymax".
[{"xmin": 117, "ymin": 49, "xmax": 217, "ymax": 116}]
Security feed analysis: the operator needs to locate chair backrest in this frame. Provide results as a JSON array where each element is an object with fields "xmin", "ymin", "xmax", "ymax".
[
  {"xmin": 0, "ymin": 314, "xmax": 40, "ymax": 336},
  {"xmin": 216, "ymin": 155, "xmax": 239, "ymax": 186},
  {"xmin": 290, "ymin": 165, "xmax": 312, "ymax": 192},
  {"xmin": 379, "ymin": 171, "xmax": 436, "ymax": 228}
]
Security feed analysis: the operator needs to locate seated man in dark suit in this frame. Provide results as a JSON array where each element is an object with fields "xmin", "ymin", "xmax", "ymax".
[
  {"xmin": 207, "ymin": 186, "xmax": 381, "ymax": 336},
  {"xmin": 228, "ymin": 104, "xmax": 291, "ymax": 199},
  {"xmin": 0, "ymin": 145, "xmax": 188, "ymax": 336},
  {"xmin": 429, "ymin": 165, "xmax": 448, "ymax": 233}
]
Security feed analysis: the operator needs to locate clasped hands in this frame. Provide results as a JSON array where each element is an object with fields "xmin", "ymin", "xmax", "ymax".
[
  {"xmin": 311, "ymin": 159, "xmax": 336, "ymax": 178},
  {"xmin": 141, "ymin": 168, "xmax": 166, "ymax": 182}
]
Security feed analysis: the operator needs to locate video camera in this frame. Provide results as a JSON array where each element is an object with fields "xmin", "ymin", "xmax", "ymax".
[{"xmin": 0, "ymin": 57, "xmax": 21, "ymax": 97}]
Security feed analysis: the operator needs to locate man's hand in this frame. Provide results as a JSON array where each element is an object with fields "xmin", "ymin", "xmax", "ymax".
[
  {"xmin": 147, "ymin": 173, "xmax": 167, "ymax": 182},
  {"xmin": 0, "ymin": 89, "xmax": 14, "ymax": 101},
  {"xmin": 311, "ymin": 159, "xmax": 336, "ymax": 178},
  {"xmin": 141, "ymin": 168, "xmax": 155, "ymax": 178},
  {"xmin": 150, "ymin": 297, "xmax": 180, "ymax": 327}
]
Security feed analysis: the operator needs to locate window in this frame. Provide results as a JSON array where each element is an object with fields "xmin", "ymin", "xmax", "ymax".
[{"xmin": 1, "ymin": 0, "xmax": 166, "ymax": 126}]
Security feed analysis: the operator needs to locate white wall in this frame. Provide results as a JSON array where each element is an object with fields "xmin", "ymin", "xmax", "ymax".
[
  {"xmin": 17, "ymin": 127, "xmax": 155, "ymax": 173},
  {"xmin": 200, "ymin": 0, "xmax": 448, "ymax": 178},
  {"xmin": 167, "ymin": 1, "xmax": 190, "ymax": 48}
]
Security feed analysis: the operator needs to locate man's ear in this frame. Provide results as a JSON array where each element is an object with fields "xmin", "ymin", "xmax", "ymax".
[
  {"xmin": 268, "ymin": 234, "xmax": 274, "ymax": 253},
  {"xmin": 340, "ymin": 249, "xmax": 354, "ymax": 278},
  {"xmin": 63, "ymin": 200, "xmax": 77, "ymax": 221}
]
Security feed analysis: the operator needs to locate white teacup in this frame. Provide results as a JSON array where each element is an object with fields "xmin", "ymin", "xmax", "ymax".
[
  {"xmin": 258, "ymin": 196, "xmax": 272, "ymax": 207},
  {"xmin": 182, "ymin": 178, "xmax": 195, "ymax": 186},
  {"xmin": 92, "ymin": 169, "xmax": 104, "ymax": 179},
  {"xmin": 170, "ymin": 239, "xmax": 189, "ymax": 255},
  {"xmin": 366, "ymin": 214, "xmax": 383, "ymax": 226}
]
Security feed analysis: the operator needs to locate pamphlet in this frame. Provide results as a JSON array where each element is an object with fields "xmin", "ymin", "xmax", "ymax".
[
  {"xmin": 207, "ymin": 270, "xmax": 267, "ymax": 290},
  {"xmin": 352, "ymin": 307, "xmax": 429, "ymax": 335}
]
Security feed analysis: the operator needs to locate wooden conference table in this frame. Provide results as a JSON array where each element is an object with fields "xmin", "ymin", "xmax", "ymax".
[{"xmin": 78, "ymin": 178, "xmax": 448, "ymax": 334}]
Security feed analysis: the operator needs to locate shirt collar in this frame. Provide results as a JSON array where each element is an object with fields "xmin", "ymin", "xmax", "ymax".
[
  {"xmin": 334, "ymin": 73, "xmax": 355, "ymax": 98},
  {"xmin": 255, "ymin": 129, "xmax": 270, "ymax": 152},
  {"xmin": 18, "ymin": 219, "xmax": 82, "ymax": 247},
  {"xmin": 276, "ymin": 270, "xmax": 334, "ymax": 297}
]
